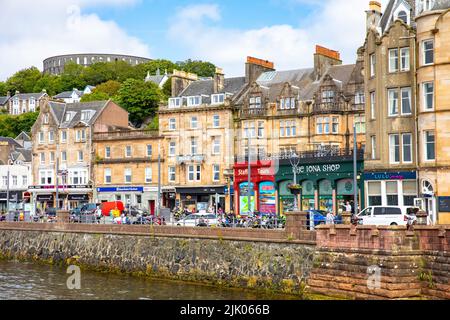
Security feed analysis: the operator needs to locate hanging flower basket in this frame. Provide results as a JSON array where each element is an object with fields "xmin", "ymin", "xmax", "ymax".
[{"xmin": 288, "ymin": 184, "xmax": 302, "ymax": 195}]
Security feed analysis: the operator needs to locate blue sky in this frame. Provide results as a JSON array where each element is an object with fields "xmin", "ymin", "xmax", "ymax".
[
  {"xmin": 83, "ymin": 0, "xmax": 319, "ymax": 62},
  {"xmin": 0, "ymin": 0, "xmax": 389, "ymax": 80}
]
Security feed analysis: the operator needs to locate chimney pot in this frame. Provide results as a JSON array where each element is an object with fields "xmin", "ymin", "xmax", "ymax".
[{"xmin": 369, "ymin": 1, "xmax": 381, "ymax": 12}]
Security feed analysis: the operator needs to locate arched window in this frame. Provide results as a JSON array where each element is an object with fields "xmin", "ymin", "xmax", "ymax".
[{"xmin": 398, "ymin": 11, "xmax": 408, "ymax": 23}]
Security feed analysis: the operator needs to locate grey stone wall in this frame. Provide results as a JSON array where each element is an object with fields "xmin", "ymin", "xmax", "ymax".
[{"xmin": 0, "ymin": 230, "xmax": 315, "ymax": 296}]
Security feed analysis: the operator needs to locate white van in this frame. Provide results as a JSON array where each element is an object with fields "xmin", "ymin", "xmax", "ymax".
[{"xmin": 356, "ymin": 206, "xmax": 417, "ymax": 226}]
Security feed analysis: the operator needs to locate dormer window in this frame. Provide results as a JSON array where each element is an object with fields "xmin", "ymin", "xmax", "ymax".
[
  {"xmin": 187, "ymin": 96, "xmax": 201, "ymax": 107},
  {"xmin": 279, "ymin": 97, "xmax": 296, "ymax": 110},
  {"xmin": 211, "ymin": 94, "xmax": 225, "ymax": 105},
  {"xmin": 322, "ymin": 90, "xmax": 335, "ymax": 103},
  {"xmin": 65, "ymin": 112, "xmax": 75, "ymax": 122},
  {"xmin": 397, "ymin": 11, "xmax": 408, "ymax": 24},
  {"xmin": 417, "ymin": 0, "xmax": 434, "ymax": 15},
  {"xmin": 81, "ymin": 110, "xmax": 94, "ymax": 122},
  {"xmin": 355, "ymin": 92, "xmax": 365, "ymax": 105},
  {"xmin": 249, "ymin": 96, "xmax": 262, "ymax": 109},
  {"xmin": 43, "ymin": 113, "xmax": 49, "ymax": 124},
  {"xmin": 168, "ymin": 98, "xmax": 182, "ymax": 108}
]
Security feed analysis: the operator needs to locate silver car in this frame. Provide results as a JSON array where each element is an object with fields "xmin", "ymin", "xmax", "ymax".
[{"xmin": 176, "ymin": 213, "xmax": 219, "ymax": 227}]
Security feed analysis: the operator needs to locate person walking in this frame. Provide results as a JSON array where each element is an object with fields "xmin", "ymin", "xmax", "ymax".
[{"xmin": 326, "ymin": 210, "xmax": 335, "ymax": 225}]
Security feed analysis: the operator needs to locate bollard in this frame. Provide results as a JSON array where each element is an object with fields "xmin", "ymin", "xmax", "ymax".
[
  {"xmin": 342, "ymin": 211, "xmax": 352, "ymax": 225},
  {"xmin": 56, "ymin": 210, "xmax": 70, "ymax": 224},
  {"xmin": 416, "ymin": 210, "xmax": 429, "ymax": 226}
]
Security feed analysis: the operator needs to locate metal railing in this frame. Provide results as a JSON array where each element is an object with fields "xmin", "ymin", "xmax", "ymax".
[
  {"xmin": 235, "ymin": 148, "xmax": 365, "ymax": 163},
  {"xmin": 240, "ymin": 107, "xmax": 269, "ymax": 118},
  {"xmin": 93, "ymin": 130, "xmax": 160, "ymax": 141}
]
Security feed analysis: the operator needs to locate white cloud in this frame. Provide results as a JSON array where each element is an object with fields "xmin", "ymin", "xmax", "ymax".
[
  {"xmin": 0, "ymin": 0, "xmax": 150, "ymax": 80},
  {"xmin": 168, "ymin": 0, "xmax": 390, "ymax": 76}
]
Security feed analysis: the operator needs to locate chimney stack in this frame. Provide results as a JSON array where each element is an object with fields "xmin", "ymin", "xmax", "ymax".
[
  {"xmin": 171, "ymin": 70, "xmax": 198, "ymax": 97},
  {"xmin": 314, "ymin": 45, "xmax": 342, "ymax": 79},
  {"xmin": 245, "ymin": 57, "xmax": 275, "ymax": 84},
  {"xmin": 366, "ymin": 1, "xmax": 382, "ymax": 32},
  {"xmin": 6, "ymin": 91, "xmax": 10, "ymax": 98},
  {"xmin": 214, "ymin": 67, "xmax": 225, "ymax": 93}
]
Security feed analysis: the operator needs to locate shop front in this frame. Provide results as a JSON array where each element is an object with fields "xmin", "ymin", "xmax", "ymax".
[
  {"xmin": 176, "ymin": 186, "xmax": 226, "ymax": 213},
  {"xmin": 233, "ymin": 161, "xmax": 275, "ymax": 216},
  {"xmin": 0, "ymin": 191, "xmax": 24, "ymax": 212},
  {"xmin": 364, "ymin": 171, "xmax": 418, "ymax": 208},
  {"xmin": 29, "ymin": 185, "xmax": 92, "ymax": 211},
  {"xmin": 276, "ymin": 160, "xmax": 364, "ymax": 214},
  {"xmin": 95, "ymin": 186, "xmax": 158, "ymax": 213}
]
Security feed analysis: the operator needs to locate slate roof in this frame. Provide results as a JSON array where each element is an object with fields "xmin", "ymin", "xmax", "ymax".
[
  {"xmin": 54, "ymin": 89, "xmax": 84, "ymax": 99},
  {"xmin": 11, "ymin": 92, "xmax": 47, "ymax": 100},
  {"xmin": 178, "ymin": 77, "xmax": 246, "ymax": 99},
  {"xmin": 50, "ymin": 100, "xmax": 109, "ymax": 129},
  {"xmin": 0, "ymin": 96, "xmax": 10, "ymax": 105},
  {"xmin": 432, "ymin": 0, "xmax": 450, "ymax": 10},
  {"xmin": 256, "ymin": 68, "xmax": 315, "ymax": 86},
  {"xmin": 15, "ymin": 132, "xmax": 31, "ymax": 142},
  {"xmin": 11, "ymin": 148, "xmax": 32, "ymax": 163},
  {"xmin": 146, "ymin": 75, "xmax": 167, "ymax": 86},
  {"xmin": 0, "ymin": 137, "xmax": 21, "ymax": 148}
]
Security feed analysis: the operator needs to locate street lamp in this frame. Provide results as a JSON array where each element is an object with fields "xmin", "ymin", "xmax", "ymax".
[
  {"xmin": 6, "ymin": 156, "xmax": 14, "ymax": 215},
  {"xmin": 289, "ymin": 152, "xmax": 301, "ymax": 211}
]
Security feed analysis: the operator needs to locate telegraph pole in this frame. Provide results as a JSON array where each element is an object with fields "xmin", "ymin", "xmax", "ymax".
[
  {"xmin": 353, "ymin": 124, "xmax": 359, "ymax": 215},
  {"xmin": 247, "ymin": 134, "xmax": 252, "ymax": 216},
  {"xmin": 156, "ymin": 140, "xmax": 161, "ymax": 217},
  {"xmin": 6, "ymin": 158, "xmax": 10, "ymax": 214}
]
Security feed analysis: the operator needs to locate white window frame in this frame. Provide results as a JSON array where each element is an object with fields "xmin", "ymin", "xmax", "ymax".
[
  {"xmin": 168, "ymin": 98, "xmax": 182, "ymax": 108},
  {"xmin": 211, "ymin": 94, "xmax": 225, "ymax": 105},
  {"xmin": 402, "ymin": 133, "xmax": 413, "ymax": 164},
  {"xmin": 370, "ymin": 54, "xmax": 376, "ymax": 77},
  {"xmin": 370, "ymin": 92, "xmax": 376, "ymax": 120},
  {"xmin": 125, "ymin": 146, "xmax": 132, "ymax": 158},
  {"xmin": 105, "ymin": 146, "xmax": 111, "ymax": 159},
  {"xmin": 104, "ymin": 168, "xmax": 112, "ymax": 184},
  {"xmin": 400, "ymin": 47, "xmax": 410, "ymax": 71},
  {"xmin": 332, "ymin": 117, "xmax": 339, "ymax": 134},
  {"xmin": 147, "ymin": 144, "xmax": 152, "ymax": 157},
  {"xmin": 124, "ymin": 168, "xmax": 132, "ymax": 184},
  {"xmin": 424, "ymin": 131, "xmax": 436, "ymax": 161},
  {"xmin": 389, "ymin": 134, "xmax": 400, "ymax": 164},
  {"xmin": 389, "ymin": 48, "xmax": 399, "ymax": 73},
  {"xmin": 401, "ymin": 87, "xmax": 412, "ymax": 115},
  {"xmin": 190, "ymin": 138, "xmax": 198, "ymax": 155},
  {"xmin": 388, "ymin": 89, "xmax": 399, "ymax": 117},
  {"xmin": 77, "ymin": 151, "xmax": 84, "ymax": 162},
  {"xmin": 60, "ymin": 131, "xmax": 67, "ymax": 143},
  {"xmin": 191, "ymin": 116, "xmax": 198, "ymax": 129},
  {"xmin": 169, "ymin": 141, "xmax": 176, "ymax": 157},
  {"xmin": 39, "ymin": 131, "xmax": 45, "ymax": 144},
  {"xmin": 257, "ymin": 121, "xmax": 264, "ymax": 138},
  {"xmin": 371, "ymin": 136, "xmax": 376, "ymax": 160},
  {"xmin": 40, "ymin": 153, "xmax": 45, "ymax": 165},
  {"xmin": 213, "ymin": 115, "xmax": 220, "ymax": 128},
  {"xmin": 187, "ymin": 96, "xmax": 201, "ymax": 107},
  {"xmin": 168, "ymin": 166, "xmax": 176, "ymax": 182},
  {"xmin": 213, "ymin": 165, "xmax": 220, "ymax": 182},
  {"xmin": 422, "ymin": 39, "xmax": 434, "ymax": 66},
  {"xmin": 169, "ymin": 118, "xmax": 176, "ymax": 130},
  {"xmin": 48, "ymin": 131, "xmax": 55, "ymax": 144},
  {"xmin": 423, "ymin": 82, "xmax": 434, "ymax": 111},
  {"xmin": 212, "ymin": 137, "xmax": 221, "ymax": 155},
  {"xmin": 145, "ymin": 168, "xmax": 152, "ymax": 183},
  {"xmin": 61, "ymin": 151, "xmax": 67, "ymax": 163}
]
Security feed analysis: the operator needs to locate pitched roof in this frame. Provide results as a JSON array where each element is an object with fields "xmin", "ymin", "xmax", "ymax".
[
  {"xmin": 11, "ymin": 148, "xmax": 32, "ymax": 163},
  {"xmin": 256, "ymin": 68, "xmax": 315, "ymax": 86},
  {"xmin": 15, "ymin": 132, "xmax": 31, "ymax": 142},
  {"xmin": 0, "ymin": 96, "xmax": 10, "ymax": 105},
  {"xmin": 54, "ymin": 89, "xmax": 83, "ymax": 99},
  {"xmin": 0, "ymin": 137, "xmax": 21, "ymax": 148},
  {"xmin": 53, "ymin": 100, "xmax": 109, "ymax": 129},
  {"xmin": 430, "ymin": 0, "xmax": 450, "ymax": 10},
  {"xmin": 178, "ymin": 77, "xmax": 246, "ymax": 98},
  {"xmin": 12, "ymin": 92, "xmax": 47, "ymax": 100}
]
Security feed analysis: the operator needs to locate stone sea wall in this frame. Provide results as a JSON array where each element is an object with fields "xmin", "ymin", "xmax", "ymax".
[{"xmin": 0, "ymin": 228, "xmax": 315, "ymax": 296}]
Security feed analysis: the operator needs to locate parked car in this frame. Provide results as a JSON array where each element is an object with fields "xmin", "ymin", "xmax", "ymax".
[
  {"xmin": 356, "ymin": 206, "xmax": 417, "ymax": 226},
  {"xmin": 176, "ymin": 213, "xmax": 219, "ymax": 227},
  {"xmin": 306, "ymin": 210, "xmax": 343, "ymax": 228},
  {"xmin": 80, "ymin": 203, "xmax": 100, "ymax": 215}
]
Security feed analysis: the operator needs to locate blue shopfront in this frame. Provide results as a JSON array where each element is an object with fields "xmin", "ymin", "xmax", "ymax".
[{"xmin": 95, "ymin": 186, "xmax": 158, "ymax": 214}]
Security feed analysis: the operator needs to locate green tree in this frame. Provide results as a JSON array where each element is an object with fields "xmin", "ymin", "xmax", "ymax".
[
  {"xmin": 0, "ymin": 112, "xmax": 39, "ymax": 138},
  {"xmin": 80, "ymin": 62, "xmax": 116, "ymax": 85},
  {"xmin": 177, "ymin": 59, "xmax": 216, "ymax": 78},
  {"xmin": 33, "ymin": 74, "xmax": 63, "ymax": 96},
  {"xmin": 0, "ymin": 82, "xmax": 7, "ymax": 96},
  {"xmin": 80, "ymin": 91, "xmax": 110, "ymax": 102},
  {"xmin": 146, "ymin": 116, "xmax": 159, "ymax": 130},
  {"xmin": 60, "ymin": 62, "xmax": 87, "ymax": 92},
  {"xmin": 115, "ymin": 79, "xmax": 163, "ymax": 126},
  {"xmin": 92, "ymin": 80, "xmax": 121, "ymax": 97},
  {"xmin": 162, "ymin": 79, "xmax": 172, "ymax": 99},
  {"xmin": 5, "ymin": 67, "xmax": 42, "ymax": 93}
]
